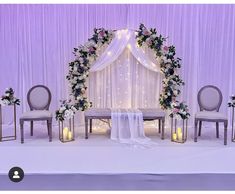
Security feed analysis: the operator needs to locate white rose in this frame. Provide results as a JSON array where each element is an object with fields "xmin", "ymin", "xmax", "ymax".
[{"xmin": 173, "ymin": 90, "xmax": 178, "ymax": 95}]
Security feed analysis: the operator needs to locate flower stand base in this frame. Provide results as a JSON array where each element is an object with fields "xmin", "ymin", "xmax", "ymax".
[{"xmin": 0, "ymin": 104, "xmax": 17, "ymax": 142}]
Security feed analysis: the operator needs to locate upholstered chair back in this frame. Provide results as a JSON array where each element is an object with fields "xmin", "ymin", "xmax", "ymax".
[
  {"xmin": 27, "ymin": 85, "xmax": 51, "ymax": 110},
  {"xmin": 197, "ymin": 85, "xmax": 222, "ymax": 112}
]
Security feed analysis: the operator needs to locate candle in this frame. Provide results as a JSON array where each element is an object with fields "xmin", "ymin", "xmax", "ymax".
[
  {"xmin": 177, "ymin": 127, "xmax": 182, "ymax": 134},
  {"xmin": 172, "ymin": 133, "xmax": 177, "ymax": 141},
  {"xmin": 63, "ymin": 127, "xmax": 69, "ymax": 140},
  {"xmin": 178, "ymin": 132, "xmax": 183, "ymax": 141},
  {"xmin": 68, "ymin": 131, "xmax": 73, "ymax": 140}
]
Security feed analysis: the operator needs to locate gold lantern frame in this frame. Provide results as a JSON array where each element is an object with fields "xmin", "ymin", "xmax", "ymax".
[
  {"xmin": 170, "ymin": 116, "xmax": 188, "ymax": 143},
  {"xmin": 0, "ymin": 104, "xmax": 17, "ymax": 142},
  {"xmin": 58, "ymin": 116, "xmax": 75, "ymax": 143}
]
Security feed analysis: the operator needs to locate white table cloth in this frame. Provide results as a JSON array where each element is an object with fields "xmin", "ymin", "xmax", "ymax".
[{"xmin": 111, "ymin": 108, "xmax": 151, "ymax": 147}]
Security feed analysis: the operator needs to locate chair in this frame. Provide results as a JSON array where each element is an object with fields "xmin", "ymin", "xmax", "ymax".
[
  {"xmin": 19, "ymin": 85, "xmax": 53, "ymax": 143},
  {"xmin": 194, "ymin": 85, "xmax": 228, "ymax": 145}
]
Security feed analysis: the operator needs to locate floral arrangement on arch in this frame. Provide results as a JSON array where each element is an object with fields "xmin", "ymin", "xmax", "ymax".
[
  {"xmin": 228, "ymin": 95, "xmax": 235, "ymax": 108},
  {"xmin": 56, "ymin": 24, "xmax": 190, "ymax": 120},
  {"xmin": 136, "ymin": 23, "xmax": 190, "ymax": 119},
  {"xmin": 56, "ymin": 28, "xmax": 114, "ymax": 120},
  {"xmin": 0, "ymin": 88, "xmax": 20, "ymax": 106}
]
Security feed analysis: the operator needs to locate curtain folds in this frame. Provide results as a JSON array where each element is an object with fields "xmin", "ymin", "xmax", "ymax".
[{"xmin": 0, "ymin": 4, "xmax": 235, "ymax": 127}]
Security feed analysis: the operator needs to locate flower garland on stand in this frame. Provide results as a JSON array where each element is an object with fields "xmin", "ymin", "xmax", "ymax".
[
  {"xmin": 56, "ymin": 28, "xmax": 114, "ymax": 121},
  {"xmin": 136, "ymin": 24, "xmax": 190, "ymax": 119},
  {"xmin": 0, "ymin": 88, "xmax": 20, "ymax": 106}
]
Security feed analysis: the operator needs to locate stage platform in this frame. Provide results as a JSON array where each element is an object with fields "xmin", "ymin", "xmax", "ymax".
[{"xmin": 1, "ymin": 124, "xmax": 235, "ymax": 190}]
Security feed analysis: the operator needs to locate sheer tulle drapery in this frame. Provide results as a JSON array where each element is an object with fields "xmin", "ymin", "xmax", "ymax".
[{"xmin": 0, "ymin": 4, "xmax": 235, "ymax": 128}]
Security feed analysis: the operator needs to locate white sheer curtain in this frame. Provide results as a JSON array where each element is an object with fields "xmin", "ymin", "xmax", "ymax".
[
  {"xmin": 88, "ymin": 29, "xmax": 162, "ymax": 114},
  {"xmin": 88, "ymin": 48, "xmax": 162, "ymax": 110},
  {"xmin": 90, "ymin": 30, "xmax": 161, "ymax": 73},
  {"xmin": 0, "ymin": 4, "xmax": 235, "ymax": 129}
]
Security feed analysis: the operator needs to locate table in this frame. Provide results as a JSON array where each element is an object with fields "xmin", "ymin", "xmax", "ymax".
[{"xmin": 84, "ymin": 108, "xmax": 165, "ymax": 140}]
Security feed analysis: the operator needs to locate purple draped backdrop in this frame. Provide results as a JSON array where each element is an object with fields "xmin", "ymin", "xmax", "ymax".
[{"xmin": 0, "ymin": 4, "xmax": 235, "ymax": 124}]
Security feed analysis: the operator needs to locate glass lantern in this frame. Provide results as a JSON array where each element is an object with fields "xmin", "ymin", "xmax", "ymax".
[
  {"xmin": 0, "ymin": 104, "xmax": 17, "ymax": 142},
  {"xmin": 171, "ymin": 116, "xmax": 188, "ymax": 143},
  {"xmin": 58, "ymin": 116, "xmax": 75, "ymax": 143}
]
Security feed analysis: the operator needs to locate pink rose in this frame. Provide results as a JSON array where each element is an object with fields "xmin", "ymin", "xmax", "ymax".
[
  {"xmin": 89, "ymin": 47, "xmax": 95, "ymax": 53},
  {"xmin": 146, "ymin": 38, "xmax": 153, "ymax": 46},
  {"xmin": 163, "ymin": 46, "xmax": 169, "ymax": 51},
  {"xmin": 143, "ymin": 29, "xmax": 150, "ymax": 36},
  {"xmin": 99, "ymin": 31, "xmax": 105, "ymax": 37},
  {"xmin": 173, "ymin": 108, "xmax": 179, "ymax": 113}
]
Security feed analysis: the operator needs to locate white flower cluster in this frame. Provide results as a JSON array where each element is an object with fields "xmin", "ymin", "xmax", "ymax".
[{"xmin": 0, "ymin": 99, "xmax": 10, "ymax": 106}]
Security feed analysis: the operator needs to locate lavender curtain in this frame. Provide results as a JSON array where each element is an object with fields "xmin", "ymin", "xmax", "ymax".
[{"xmin": 0, "ymin": 4, "xmax": 235, "ymax": 125}]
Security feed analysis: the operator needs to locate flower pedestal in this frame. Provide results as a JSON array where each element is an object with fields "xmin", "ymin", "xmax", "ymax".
[
  {"xmin": 0, "ymin": 104, "xmax": 17, "ymax": 142},
  {"xmin": 58, "ymin": 116, "xmax": 75, "ymax": 143},
  {"xmin": 170, "ymin": 117, "xmax": 188, "ymax": 143},
  {"xmin": 230, "ymin": 106, "xmax": 235, "ymax": 142}
]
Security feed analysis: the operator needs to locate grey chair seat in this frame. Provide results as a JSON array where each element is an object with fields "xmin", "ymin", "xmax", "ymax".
[
  {"xmin": 195, "ymin": 111, "xmax": 227, "ymax": 120},
  {"xmin": 20, "ymin": 110, "xmax": 53, "ymax": 119}
]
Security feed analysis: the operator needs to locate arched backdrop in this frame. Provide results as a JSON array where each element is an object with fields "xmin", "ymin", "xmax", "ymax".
[{"xmin": 0, "ymin": 4, "xmax": 235, "ymax": 126}]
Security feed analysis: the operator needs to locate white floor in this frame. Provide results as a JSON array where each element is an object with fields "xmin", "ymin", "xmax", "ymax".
[{"xmin": 1, "ymin": 123, "xmax": 235, "ymax": 175}]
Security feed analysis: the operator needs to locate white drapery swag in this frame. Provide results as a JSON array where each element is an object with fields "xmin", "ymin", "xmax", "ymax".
[
  {"xmin": 87, "ymin": 29, "xmax": 164, "ymax": 142},
  {"xmin": 111, "ymin": 109, "xmax": 154, "ymax": 148},
  {"xmin": 90, "ymin": 29, "xmax": 161, "ymax": 73}
]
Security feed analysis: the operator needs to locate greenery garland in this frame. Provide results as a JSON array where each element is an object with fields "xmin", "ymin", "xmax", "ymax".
[
  {"xmin": 56, "ymin": 28, "xmax": 114, "ymax": 121},
  {"xmin": 56, "ymin": 24, "xmax": 190, "ymax": 120},
  {"xmin": 136, "ymin": 24, "xmax": 190, "ymax": 119}
]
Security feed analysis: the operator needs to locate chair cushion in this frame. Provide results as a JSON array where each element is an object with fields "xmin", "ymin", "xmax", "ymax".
[
  {"xmin": 84, "ymin": 108, "xmax": 111, "ymax": 117},
  {"xmin": 195, "ymin": 111, "xmax": 227, "ymax": 120},
  {"xmin": 84, "ymin": 108, "xmax": 165, "ymax": 118},
  {"xmin": 20, "ymin": 110, "xmax": 53, "ymax": 119}
]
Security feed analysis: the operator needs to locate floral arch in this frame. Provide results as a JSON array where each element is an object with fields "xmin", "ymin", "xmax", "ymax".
[{"xmin": 56, "ymin": 24, "xmax": 190, "ymax": 121}]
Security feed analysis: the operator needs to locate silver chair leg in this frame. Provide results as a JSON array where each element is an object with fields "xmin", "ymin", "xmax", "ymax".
[
  {"xmin": 85, "ymin": 117, "xmax": 88, "ymax": 139},
  {"xmin": 30, "ymin": 121, "xmax": 33, "ymax": 136},
  {"xmin": 224, "ymin": 121, "xmax": 228, "ymax": 145},
  {"xmin": 90, "ymin": 119, "xmax": 92, "ymax": 133},
  {"xmin": 158, "ymin": 119, "xmax": 161, "ymax": 133},
  {"xmin": 216, "ymin": 122, "xmax": 219, "ymax": 138},
  {"xmin": 48, "ymin": 119, "xmax": 52, "ymax": 142},
  {"xmin": 47, "ymin": 120, "xmax": 50, "ymax": 135},
  {"xmin": 20, "ymin": 120, "xmax": 24, "ymax": 144},
  {"xmin": 198, "ymin": 121, "xmax": 202, "ymax": 136},
  {"xmin": 194, "ymin": 119, "xmax": 198, "ymax": 142},
  {"xmin": 161, "ymin": 119, "xmax": 165, "ymax": 140}
]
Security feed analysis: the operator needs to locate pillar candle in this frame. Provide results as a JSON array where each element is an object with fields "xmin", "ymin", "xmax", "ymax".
[
  {"xmin": 63, "ymin": 127, "xmax": 69, "ymax": 140},
  {"xmin": 68, "ymin": 131, "xmax": 73, "ymax": 140},
  {"xmin": 172, "ymin": 133, "xmax": 177, "ymax": 141}
]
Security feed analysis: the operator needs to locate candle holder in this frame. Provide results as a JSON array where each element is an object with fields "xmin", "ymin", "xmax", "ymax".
[
  {"xmin": 58, "ymin": 116, "xmax": 75, "ymax": 143},
  {"xmin": 171, "ymin": 116, "xmax": 188, "ymax": 143},
  {"xmin": 0, "ymin": 104, "xmax": 17, "ymax": 142}
]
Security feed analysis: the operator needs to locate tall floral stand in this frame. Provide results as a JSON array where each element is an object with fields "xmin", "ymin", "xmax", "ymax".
[
  {"xmin": 58, "ymin": 116, "xmax": 75, "ymax": 143},
  {"xmin": 171, "ymin": 116, "xmax": 188, "ymax": 143},
  {"xmin": 0, "ymin": 104, "xmax": 17, "ymax": 142},
  {"xmin": 230, "ymin": 106, "xmax": 235, "ymax": 142}
]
